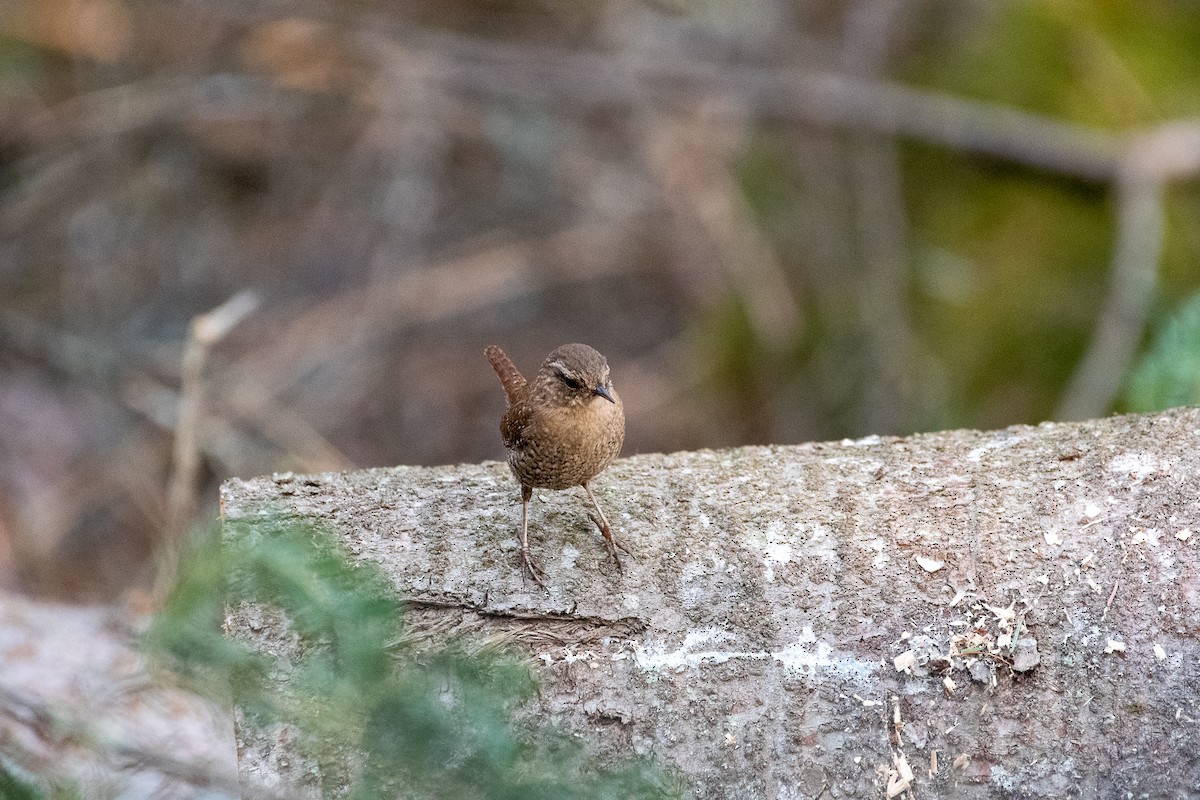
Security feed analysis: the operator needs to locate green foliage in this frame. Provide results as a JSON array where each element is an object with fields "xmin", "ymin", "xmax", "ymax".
[
  {"xmin": 146, "ymin": 521, "xmax": 684, "ymax": 799},
  {"xmin": 912, "ymin": 1, "xmax": 1200, "ymax": 125},
  {"xmin": 1125, "ymin": 292, "xmax": 1200, "ymax": 412},
  {"xmin": 0, "ymin": 760, "xmax": 79, "ymax": 800},
  {"xmin": 0, "ymin": 762, "xmax": 46, "ymax": 800},
  {"xmin": 892, "ymin": 1, "xmax": 1200, "ymax": 429},
  {"xmin": 142, "ymin": 527, "xmax": 275, "ymax": 722},
  {"xmin": 905, "ymin": 155, "xmax": 1109, "ymax": 426},
  {"xmin": 0, "ymin": 35, "xmax": 57, "ymax": 98}
]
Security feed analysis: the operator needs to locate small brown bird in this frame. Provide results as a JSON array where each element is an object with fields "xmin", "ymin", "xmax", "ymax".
[{"xmin": 485, "ymin": 343, "xmax": 626, "ymax": 586}]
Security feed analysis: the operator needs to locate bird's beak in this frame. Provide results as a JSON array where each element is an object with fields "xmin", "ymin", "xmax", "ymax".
[{"xmin": 594, "ymin": 385, "xmax": 615, "ymax": 403}]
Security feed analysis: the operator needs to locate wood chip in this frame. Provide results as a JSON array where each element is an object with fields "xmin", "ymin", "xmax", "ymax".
[
  {"xmin": 893, "ymin": 650, "xmax": 917, "ymax": 674},
  {"xmin": 1105, "ymin": 638, "xmax": 1126, "ymax": 654},
  {"xmin": 1102, "ymin": 577, "xmax": 1120, "ymax": 620},
  {"xmin": 886, "ymin": 752, "xmax": 915, "ymax": 797},
  {"xmin": 987, "ymin": 604, "xmax": 1016, "ymax": 625},
  {"xmin": 916, "ymin": 555, "xmax": 945, "ymax": 573}
]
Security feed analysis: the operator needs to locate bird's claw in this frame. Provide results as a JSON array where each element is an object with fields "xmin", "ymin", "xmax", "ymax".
[
  {"xmin": 520, "ymin": 547, "xmax": 547, "ymax": 589},
  {"xmin": 588, "ymin": 513, "xmax": 633, "ymax": 572}
]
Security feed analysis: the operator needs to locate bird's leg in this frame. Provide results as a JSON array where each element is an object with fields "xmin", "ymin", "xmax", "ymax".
[
  {"xmin": 519, "ymin": 485, "xmax": 546, "ymax": 588},
  {"xmin": 582, "ymin": 483, "xmax": 630, "ymax": 570}
]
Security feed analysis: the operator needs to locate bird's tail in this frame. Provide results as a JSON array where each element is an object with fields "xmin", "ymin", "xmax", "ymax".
[{"xmin": 485, "ymin": 345, "xmax": 526, "ymax": 404}]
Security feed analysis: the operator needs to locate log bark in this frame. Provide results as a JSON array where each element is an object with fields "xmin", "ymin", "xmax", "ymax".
[
  {"xmin": 0, "ymin": 592, "xmax": 238, "ymax": 797},
  {"xmin": 221, "ymin": 407, "xmax": 1200, "ymax": 798}
]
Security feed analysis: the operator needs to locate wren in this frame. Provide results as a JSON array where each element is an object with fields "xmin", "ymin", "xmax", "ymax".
[{"xmin": 485, "ymin": 343, "xmax": 626, "ymax": 586}]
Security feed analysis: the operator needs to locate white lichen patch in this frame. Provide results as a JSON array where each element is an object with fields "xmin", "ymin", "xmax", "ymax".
[
  {"xmin": 633, "ymin": 626, "xmax": 874, "ymax": 682},
  {"xmin": 634, "ymin": 629, "xmax": 743, "ymax": 670},
  {"xmin": 1109, "ymin": 452, "xmax": 1163, "ymax": 482},
  {"xmin": 866, "ymin": 537, "xmax": 891, "ymax": 568},
  {"xmin": 556, "ymin": 544, "xmax": 582, "ymax": 569},
  {"xmin": 763, "ymin": 542, "xmax": 793, "ymax": 583},
  {"xmin": 965, "ymin": 432, "xmax": 1025, "ymax": 462}
]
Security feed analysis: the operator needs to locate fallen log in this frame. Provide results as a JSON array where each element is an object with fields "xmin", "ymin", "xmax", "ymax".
[{"xmin": 221, "ymin": 407, "xmax": 1200, "ymax": 798}]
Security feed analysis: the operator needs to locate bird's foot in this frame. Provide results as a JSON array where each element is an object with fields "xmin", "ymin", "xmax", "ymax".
[
  {"xmin": 588, "ymin": 513, "xmax": 633, "ymax": 572},
  {"xmin": 520, "ymin": 546, "xmax": 547, "ymax": 589}
]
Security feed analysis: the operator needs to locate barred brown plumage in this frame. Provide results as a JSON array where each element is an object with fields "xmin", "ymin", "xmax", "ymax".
[{"xmin": 485, "ymin": 343, "xmax": 626, "ymax": 587}]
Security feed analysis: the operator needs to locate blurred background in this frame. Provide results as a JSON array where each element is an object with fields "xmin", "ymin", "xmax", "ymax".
[{"xmin": 2, "ymin": 0, "xmax": 1199, "ymax": 601}]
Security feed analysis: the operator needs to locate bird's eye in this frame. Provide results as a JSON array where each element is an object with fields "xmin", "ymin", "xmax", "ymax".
[{"xmin": 559, "ymin": 374, "xmax": 583, "ymax": 391}]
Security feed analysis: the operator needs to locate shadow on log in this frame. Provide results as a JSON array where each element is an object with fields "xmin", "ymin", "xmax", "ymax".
[{"xmin": 221, "ymin": 407, "xmax": 1200, "ymax": 798}]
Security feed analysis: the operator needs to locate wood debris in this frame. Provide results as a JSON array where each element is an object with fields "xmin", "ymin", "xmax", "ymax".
[
  {"xmin": 885, "ymin": 752, "xmax": 915, "ymax": 797},
  {"xmin": 915, "ymin": 555, "xmax": 945, "ymax": 573},
  {"xmin": 893, "ymin": 596, "xmax": 1041, "ymax": 682}
]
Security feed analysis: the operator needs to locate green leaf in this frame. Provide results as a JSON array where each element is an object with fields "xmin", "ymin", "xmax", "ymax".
[{"xmin": 1126, "ymin": 292, "xmax": 1200, "ymax": 412}]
